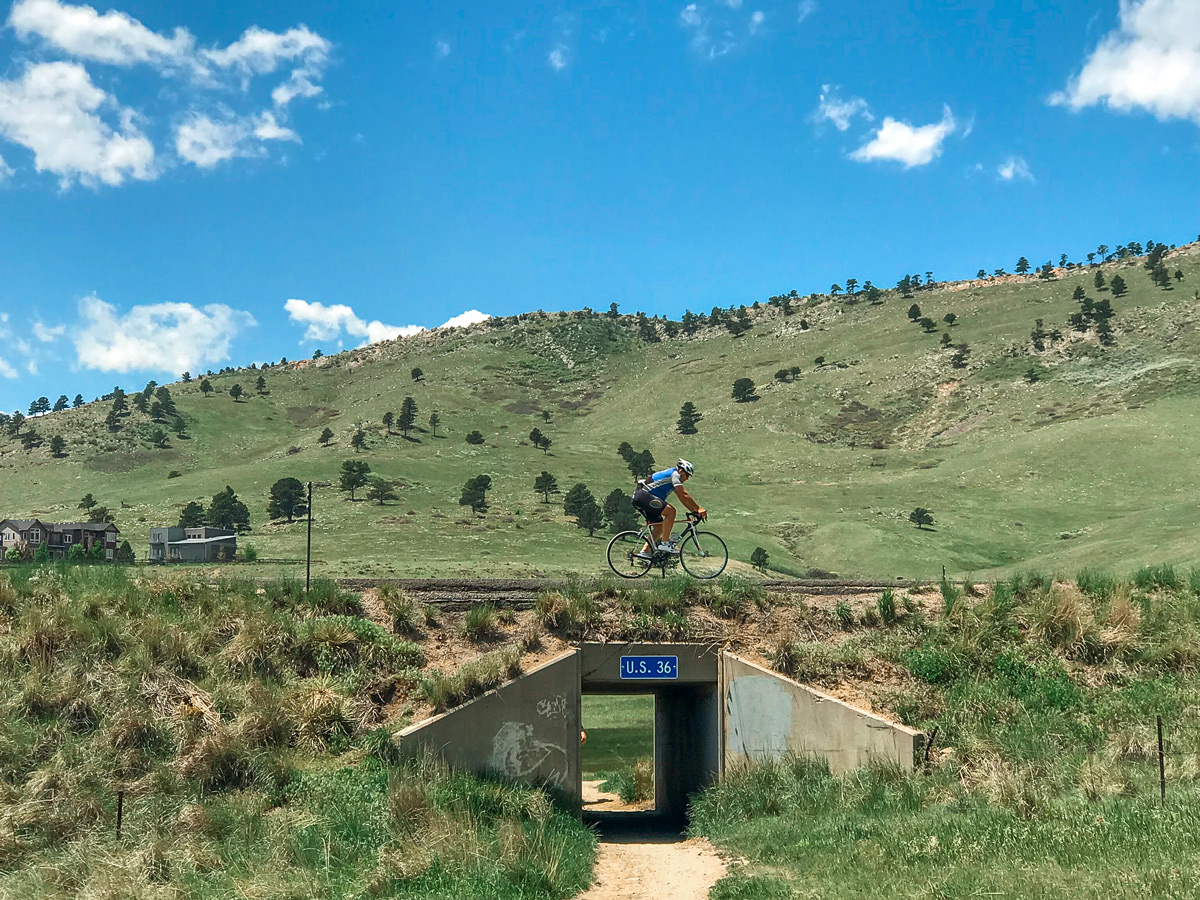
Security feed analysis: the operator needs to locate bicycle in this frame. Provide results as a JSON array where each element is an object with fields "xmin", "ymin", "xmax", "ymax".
[{"xmin": 606, "ymin": 512, "xmax": 728, "ymax": 580}]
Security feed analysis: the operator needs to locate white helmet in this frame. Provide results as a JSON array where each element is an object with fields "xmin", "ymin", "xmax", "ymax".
[{"xmin": 677, "ymin": 458, "xmax": 695, "ymax": 476}]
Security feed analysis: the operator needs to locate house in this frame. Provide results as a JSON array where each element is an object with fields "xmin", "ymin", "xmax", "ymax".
[
  {"xmin": 149, "ymin": 526, "xmax": 237, "ymax": 563},
  {"xmin": 0, "ymin": 519, "xmax": 120, "ymax": 561}
]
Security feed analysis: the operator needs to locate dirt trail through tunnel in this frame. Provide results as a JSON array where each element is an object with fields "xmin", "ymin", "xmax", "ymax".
[{"xmin": 578, "ymin": 834, "xmax": 726, "ymax": 900}]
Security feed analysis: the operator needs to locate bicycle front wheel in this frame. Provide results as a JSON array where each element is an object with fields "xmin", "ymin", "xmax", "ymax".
[
  {"xmin": 607, "ymin": 531, "xmax": 653, "ymax": 579},
  {"xmin": 679, "ymin": 530, "xmax": 728, "ymax": 579}
]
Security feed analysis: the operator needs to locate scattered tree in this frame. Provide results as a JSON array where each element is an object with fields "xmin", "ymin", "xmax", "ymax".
[
  {"xmin": 206, "ymin": 486, "xmax": 251, "ymax": 532},
  {"xmin": 677, "ymin": 401, "xmax": 703, "ymax": 434},
  {"xmin": 534, "ymin": 471, "xmax": 559, "ymax": 503},
  {"xmin": 319, "ymin": 427, "xmax": 335, "ymax": 446},
  {"xmin": 751, "ymin": 547, "xmax": 770, "ymax": 573},
  {"xmin": 907, "ymin": 303, "xmax": 921, "ymax": 321},
  {"xmin": 429, "ymin": 412, "xmax": 441, "ymax": 436},
  {"xmin": 398, "ymin": 396, "xmax": 419, "ymax": 436},
  {"xmin": 541, "ymin": 410, "xmax": 552, "ymax": 423},
  {"xmin": 351, "ymin": 428, "xmax": 367, "ymax": 452},
  {"xmin": 382, "ymin": 411, "xmax": 395, "ymax": 434},
  {"xmin": 603, "ymin": 489, "xmax": 639, "ymax": 532},
  {"xmin": 1110, "ymin": 274, "xmax": 1128, "ymax": 297},
  {"xmin": 1015, "ymin": 256, "xmax": 1031, "ymax": 274},
  {"xmin": 200, "ymin": 379, "xmax": 213, "ymax": 398},
  {"xmin": 942, "ymin": 312, "xmax": 957, "ymax": 326},
  {"xmin": 29, "ymin": 397, "xmax": 50, "ymax": 416},
  {"xmin": 528, "ymin": 428, "xmax": 552, "ymax": 454},
  {"xmin": 80, "ymin": 493, "xmax": 97, "ymax": 511},
  {"xmin": 732, "ymin": 377, "xmax": 758, "ymax": 402},
  {"xmin": 576, "ymin": 497, "xmax": 605, "ymax": 536},
  {"xmin": 255, "ymin": 375, "xmax": 267, "ymax": 395},
  {"xmin": 366, "ymin": 476, "xmax": 399, "ymax": 505},
  {"xmin": 1175, "ymin": 269, "xmax": 1185, "ymax": 282},
  {"xmin": 339, "ymin": 460, "xmax": 372, "ymax": 500},
  {"xmin": 229, "ymin": 383, "xmax": 244, "ymax": 402},
  {"xmin": 268, "ymin": 477, "xmax": 308, "ymax": 522},
  {"xmin": 49, "ymin": 435, "xmax": 66, "ymax": 457},
  {"xmin": 411, "ymin": 367, "xmax": 424, "ymax": 382},
  {"xmin": 116, "ymin": 540, "xmax": 135, "ymax": 564},
  {"xmin": 459, "ymin": 474, "xmax": 492, "ymax": 515},
  {"xmin": 774, "ymin": 368, "xmax": 792, "ymax": 383},
  {"xmin": 87, "ymin": 506, "xmax": 112, "ymax": 524},
  {"xmin": 563, "ymin": 483, "xmax": 594, "ymax": 518},
  {"xmin": 53, "ymin": 395, "xmax": 69, "ymax": 412},
  {"xmin": 179, "ymin": 500, "xmax": 206, "ymax": 528},
  {"xmin": 149, "ymin": 428, "xmax": 170, "ymax": 449},
  {"xmin": 940, "ymin": 332, "xmax": 953, "ymax": 348},
  {"xmin": 918, "ymin": 317, "xmax": 938, "ymax": 333},
  {"xmin": 1094, "ymin": 270, "xmax": 1107, "ymax": 291},
  {"xmin": 814, "ymin": 356, "xmax": 825, "ymax": 367},
  {"xmin": 465, "ymin": 430, "xmax": 485, "ymax": 445},
  {"xmin": 908, "ymin": 508, "xmax": 934, "ymax": 530},
  {"xmin": 72, "ymin": 394, "xmax": 84, "ymax": 408},
  {"xmin": 951, "ymin": 343, "xmax": 970, "ymax": 369}
]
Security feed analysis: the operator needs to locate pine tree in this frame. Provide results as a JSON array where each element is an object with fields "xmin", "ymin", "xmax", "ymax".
[
  {"xmin": 149, "ymin": 428, "xmax": 170, "ymax": 448},
  {"xmin": 229, "ymin": 384, "xmax": 244, "ymax": 402},
  {"xmin": 534, "ymin": 471, "xmax": 558, "ymax": 503},
  {"xmin": 563, "ymin": 483, "xmax": 594, "ymax": 518},
  {"xmin": 398, "ymin": 396, "xmax": 418, "ymax": 436},
  {"xmin": 459, "ymin": 475, "xmax": 491, "ymax": 515},
  {"xmin": 339, "ymin": 460, "xmax": 371, "ymax": 500},
  {"xmin": 366, "ymin": 477, "xmax": 399, "ymax": 505},
  {"xmin": 1110, "ymin": 274, "xmax": 1128, "ymax": 297},
  {"xmin": 255, "ymin": 375, "xmax": 267, "ymax": 395},
  {"xmin": 49, "ymin": 435, "xmax": 66, "ymax": 457},
  {"xmin": 1094, "ymin": 270, "xmax": 1106, "ymax": 291},
  {"xmin": 908, "ymin": 508, "xmax": 934, "ymax": 529},
  {"xmin": 80, "ymin": 493, "xmax": 97, "ymax": 511},
  {"xmin": 465, "ymin": 430, "xmax": 485, "ymax": 445},
  {"xmin": 200, "ymin": 379, "xmax": 213, "ymax": 398},
  {"xmin": 677, "ymin": 402, "xmax": 703, "ymax": 434},
  {"xmin": 411, "ymin": 367, "xmax": 424, "ymax": 382},
  {"xmin": 1015, "ymin": 256, "xmax": 1031, "ymax": 274},
  {"xmin": 319, "ymin": 427, "xmax": 334, "ymax": 446},
  {"xmin": 206, "ymin": 486, "xmax": 251, "ymax": 532},
  {"xmin": 382, "ymin": 411, "xmax": 394, "ymax": 434},
  {"xmin": 351, "ymin": 429, "xmax": 367, "ymax": 452},
  {"xmin": 576, "ymin": 498, "xmax": 605, "ymax": 536},
  {"xmin": 179, "ymin": 500, "xmax": 206, "ymax": 528},
  {"xmin": 907, "ymin": 303, "xmax": 921, "ymax": 321},
  {"xmin": 603, "ymin": 489, "xmax": 639, "ymax": 532},
  {"xmin": 105, "ymin": 408, "xmax": 121, "ymax": 432},
  {"xmin": 53, "ymin": 395, "xmax": 68, "ymax": 412},
  {"xmin": 268, "ymin": 477, "xmax": 308, "ymax": 522},
  {"xmin": 73, "ymin": 394, "xmax": 84, "ymax": 408},
  {"xmin": 751, "ymin": 547, "xmax": 770, "ymax": 572},
  {"xmin": 732, "ymin": 378, "xmax": 758, "ymax": 402},
  {"xmin": 429, "ymin": 412, "xmax": 441, "ymax": 436}
]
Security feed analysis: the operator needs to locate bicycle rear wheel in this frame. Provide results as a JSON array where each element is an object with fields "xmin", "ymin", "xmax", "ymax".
[
  {"xmin": 607, "ymin": 531, "xmax": 653, "ymax": 579},
  {"xmin": 679, "ymin": 530, "xmax": 728, "ymax": 579}
]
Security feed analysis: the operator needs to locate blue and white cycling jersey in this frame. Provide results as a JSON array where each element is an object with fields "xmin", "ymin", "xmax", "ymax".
[{"xmin": 645, "ymin": 467, "xmax": 683, "ymax": 500}]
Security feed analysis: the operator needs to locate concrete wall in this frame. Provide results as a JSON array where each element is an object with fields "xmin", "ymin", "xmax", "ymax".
[
  {"xmin": 723, "ymin": 653, "xmax": 923, "ymax": 774},
  {"xmin": 392, "ymin": 650, "xmax": 582, "ymax": 807}
]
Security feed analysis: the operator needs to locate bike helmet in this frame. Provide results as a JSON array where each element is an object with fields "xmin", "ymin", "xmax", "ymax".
[{"xmin": 677, "ymin": 458, "xmax": 695, "ymax": 476}]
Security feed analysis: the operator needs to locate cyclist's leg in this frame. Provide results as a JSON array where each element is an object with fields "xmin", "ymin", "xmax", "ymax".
[{"xmin": 656, "ymin": 503, "xmax": 677, "ymax": 545}]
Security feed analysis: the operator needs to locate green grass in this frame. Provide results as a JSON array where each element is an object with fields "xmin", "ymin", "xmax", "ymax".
[
  {"xmin": 4, "ymin": 246, "xmax": 1200, "ymax": 580},
  {"xmin": 0, "ymin": 566, "xmax": 594, "ymax": 900},
  {"xmin": 692, "ymin": 572, "xmax": 1200, "ymax": 899},
  {"xmin": 581, "ymin": 694, "xmax": 654, "ymax": 777}
]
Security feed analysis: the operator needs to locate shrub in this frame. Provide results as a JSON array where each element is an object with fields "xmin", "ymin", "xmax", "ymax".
[
  {"xmin": 1133, "ymin": 563, "xmax": 1182, "ymax": 591},
  {"xmin": 462, "ymin": 604, "xmax": 499, "ymax": 642},
  {"xmin": 1077, "ymin": 568, "xmax": 1119, "ymax": 600},
  {"xmin": 835, "ymin": 601, "xmax": 854, "ymax": 630},
  {"xmin": 241, "ymin": 545, "xmax": 258, "ymax": 562},
  {"xmin": 420, "ymin": 648, "xmax": 522, "ymax": 712},
  {"xmin": 903, "ymin": 646, "xmax": 959, "ymax": 684},
  {"xmin": 877, "ymin": 588, "xmax": 897, "ymax": 625},
  {"xmin": 378, "ymin": 585, "xmax": 420, "ymax": 634}
]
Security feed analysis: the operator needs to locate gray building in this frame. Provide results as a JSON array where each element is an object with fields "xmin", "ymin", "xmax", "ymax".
[{"xmin": 149, "ymin": 526, "xmax": 237, "ymax": 562}]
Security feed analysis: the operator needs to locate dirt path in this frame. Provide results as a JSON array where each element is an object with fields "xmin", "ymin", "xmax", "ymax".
[{"xmin": 577, "ymin": 833, "xmax": 726, "ymax": 900}]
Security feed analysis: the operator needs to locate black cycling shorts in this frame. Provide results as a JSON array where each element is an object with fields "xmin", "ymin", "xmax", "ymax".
[{"xmin": 631, "ymin": 488, "xmax": 668, "ymax": 524}]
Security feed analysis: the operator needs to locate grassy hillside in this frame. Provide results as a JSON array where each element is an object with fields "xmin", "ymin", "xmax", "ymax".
[{"xmin": 3, "ymin": 244, "xmax": 1200, "ymax": 579}]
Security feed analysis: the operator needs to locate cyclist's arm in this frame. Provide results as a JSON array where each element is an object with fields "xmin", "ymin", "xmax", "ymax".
[{"xmin": 674, "ymin": 485, "xmax": 701, "ymax": 514}]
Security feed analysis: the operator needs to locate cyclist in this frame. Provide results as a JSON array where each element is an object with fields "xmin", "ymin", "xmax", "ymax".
[{"xmin": 632, "ymin": 458, "xmax": 706, "ymax": 559}]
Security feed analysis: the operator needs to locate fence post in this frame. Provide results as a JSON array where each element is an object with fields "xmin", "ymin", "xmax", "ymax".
[
  {"xmin": 116, "ymin": 789, "xmax": 124, "ymax": 839},
  {"xmin": 1157, "ymin": 715, "xmax": 1166, "ymax": 805}
]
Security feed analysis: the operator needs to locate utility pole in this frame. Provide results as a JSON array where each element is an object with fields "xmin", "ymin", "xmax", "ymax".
[{"xmin": 306, "ymin": 481, "xmax": 313, "ymax": 592}]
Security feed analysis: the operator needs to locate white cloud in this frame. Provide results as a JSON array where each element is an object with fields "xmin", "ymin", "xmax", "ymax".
[
  {"xmin": 0, "ymin": 152, "xmax": 12, "ymax": 181},
  {"xmin": 749, "ymin": 10, "xmax": 765, "ymax": 33},
  {"xmin": 439, "ymin": 310, "xmax": 490, "ymax": 330},
  {"xmin": 72, "ymin": 294, "xmax": 255, "ymax": 374},
  {"xmin": 797, "ymin": 0, "xmax": 818, "ymax": 22},
  {"xmin": 285, "ymin": 299, "xmax": 490, "ymax": 347},
  {"xmin": 436, "ymin": 40, "xmax": 451, "ymax": 58},
  {"xmin": 8, "ymin": 0, "xmax": 194, "ymax": 68},
  {"xmin": 998, "ymin": 155, "xmax": 1034, "ymax": 181},
  {"xmin": 201, "ymin": 25, "xmax": 329, "ymax": 76},
  {"xmin": 175, "ymin": 110, "xmax": 297, "ymax": 168},
  {"xmin": 0, "ymin": 315, "xmax": 15, "ymax": 379},
  {"xmin": 850, "ymin": 106, "xmax": 957, "ymax": 168},
  {"xmin": 813, "ymin": 84, "xmax": 872, "ymax": 131},
  {"xmin": 548, "ymin": 46, "xmax": 568, "ymax": 70},
  {"xmin": 1052, "ymin": 0, "xmax": 1200, "ymax": 123},
  {"xmin": 284, "ymin": 299, "xmax": 421, "ymax": 346},
  {"xmin": 33, "ymin": 321, "xmax": 65, "ymax": 342},
  {"xmin": 0, "ymin": 62, "xmax": 155, "ymax": 187},
  {"xmin": 679, "ymin": 4, "xmax": 703, "ymax": 28},
  {"xmin": 724, "ymin": 0, "xmax": 743, "ymax": 7}
]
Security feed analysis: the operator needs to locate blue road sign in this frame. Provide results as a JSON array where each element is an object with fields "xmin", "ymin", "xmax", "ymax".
[{"xmin": 619, "ymin": 655, "xmax": 679, "ymax": 680}]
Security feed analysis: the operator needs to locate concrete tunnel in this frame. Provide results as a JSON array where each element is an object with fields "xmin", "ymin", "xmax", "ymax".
[{"xmin": 393, "ymin": 642, "xmax": 923, "ymax": 826}]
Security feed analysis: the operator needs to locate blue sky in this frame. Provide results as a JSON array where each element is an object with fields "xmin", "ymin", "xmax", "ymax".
[{"xmin": 0, "ymin": 0, "xmax": 1197, "ymax": 410}]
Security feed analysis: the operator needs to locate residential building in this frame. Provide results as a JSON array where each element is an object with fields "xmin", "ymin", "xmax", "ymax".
[
  {"xmin": 0, "ymin": 519, "xmax": 120, "ymax": 560},
  {"xmin": 149, "ymin": 526, "xmax": 237, "ymax": 562}
]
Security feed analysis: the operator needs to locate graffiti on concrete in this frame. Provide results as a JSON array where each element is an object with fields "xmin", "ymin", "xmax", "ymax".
[
  {"xmin": 491, "ymin": 721, "xmax": 568, "ymax": 789},
  {"xmin": 536, "ymin": 695, "xmax": 569, "ymax": 719}
]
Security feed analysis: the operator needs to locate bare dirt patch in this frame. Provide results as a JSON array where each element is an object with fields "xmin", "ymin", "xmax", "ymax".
[
  {"xmin": 582, "ymin": 779, "xmax": 655, "ymax": 813},
  {"xmin": 578, "ymin": 835, "xmax": 727, "ymax": 900}
]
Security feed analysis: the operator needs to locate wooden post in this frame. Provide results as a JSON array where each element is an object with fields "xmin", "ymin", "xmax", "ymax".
[
  {"xmin": 305, "ymin": 481, "xmax": 313, "ymax": 593},
  {"xmin": 1157, "ymin": 715, "xmax": 1166, "ymax": 804},
  {"xmin": 923, "ymin": 726, "xmax": 939, "ymax": 768},
  {"xmin": 116, "ymin": 789, "xmax": 124, "ymax": 839}
]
